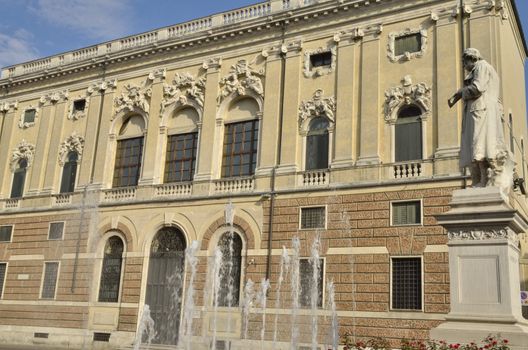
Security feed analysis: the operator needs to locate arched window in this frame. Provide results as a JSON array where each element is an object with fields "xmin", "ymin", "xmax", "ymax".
[
  {"xmin": 395, "ymin": 105, "xmax": 422, "ymax": 162},
  {"xmin": 306, "ymin": 117, "xmax": 330, "ymax": 170},
  {"xmin": 113, "ymin": 115, "xmax": 145, "ymax": 188},
  {"xmin": 60, "ymin": 152, "xmax": 78, "ymax": 193},
  {"xmin": 11, "ymin": 159, "xmax": 28, "ymax": 198},
  {"xmin": 218, "ymin": 231, "xmax": 243, "ymax": 307},
  {"xmin": 98, "ymin": 236, "xmax": 124, "ymax": 302}
]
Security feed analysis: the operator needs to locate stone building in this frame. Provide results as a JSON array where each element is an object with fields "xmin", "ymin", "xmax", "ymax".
[{"xmin": 0, "ymin": 0, "xmax": 527, "ymax": 348}]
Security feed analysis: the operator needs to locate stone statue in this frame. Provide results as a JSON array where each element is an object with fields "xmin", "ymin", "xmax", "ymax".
[{"xmin": 448, "ymin": 48, "xmax": 513, "ymax": 190}]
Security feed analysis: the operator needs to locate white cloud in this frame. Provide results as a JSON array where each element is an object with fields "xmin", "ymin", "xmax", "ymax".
[
  {"xmin": 0, "ymin": 29, "xmax": 39, "ymax": 68},
  {"xmin": 33, "ymin": 0, "xmax": 133, "ymax": 40}
]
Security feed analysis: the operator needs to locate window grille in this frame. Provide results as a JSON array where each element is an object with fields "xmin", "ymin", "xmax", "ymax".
[
  {"xmin": 0, "ymin": 226, "xmax": 13, "ymax": 242},
  {"xmin": 395, "ymin": 33, "xmax": 422, "ymax": 56},
  {"xmin": 392, "ymin": 201, "xmax": 421, "ymax": 226},
  {"xmin": 310, "ymin": 52, "xmax": 332, "ymax": 68},
  {"xmin": 24, "ymin": 109, "xmax": 36, "ymax": 124},
  {"xmin": 222, "ymin": 120, "xmax": 259, "ymax": 178},
  {"xmin": 48, "ymin": 222, "xmax": 64, "ymax": 240},
  {"xmin": 93, "ymin": 332, "xmax": 111, "ymax": 342},
  {"xmin": 391, "ymin": 257, "xmax": 422, "ymax": 310},
  {"xmin": 34, "ymin": 333, "xmax": 49, "ymax": 339},
  {"xmin": 73, "ymin": 99, "xmax": 86, "ymax": 112},
  {"xmin": 300, "ymin": 207, "xmax": 325, "ymax": 229},
  {"xmin": 112, "ymin": 137, "xmax": 144, "ymax": 187},
  {"xmin": 299, "ymin": 258, "xmax": 324, "ymax": 308},
  {"xmin": 306, "ymin": 118, "xmax": 329, "ymax": 171},
  {"xmin": 164, "ymin": 132, "xmax": 198, "ymax": 183},
  {"xmin": 60, "ymin": 152, "xmax": 78, "ymax": 193},
  {"xmin": 395, "ymin": 105, "xmax": 422, "ymax": 162},
  {"xmin": 41, "ymin": 262, "xmax": 59, "ymax": 299},
  {"xmin": 98, "ymin": 236, "xmax": 124, "ymax": 302},
  {"xmin": 11, "ymin": 159, "xmax": 27, "ymax": 198},
  {"xmin": 218, "ymin": 232, "xmax": 243, "ymax": 307},
  {"xmin": 0, "ymin": 263, "xmax": 6, "ymax": 298}
]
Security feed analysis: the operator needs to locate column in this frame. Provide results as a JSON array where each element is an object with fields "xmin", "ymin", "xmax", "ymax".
[{"xmin": 0, "ymin": 103, "xmax": 17, "ymax": 198}]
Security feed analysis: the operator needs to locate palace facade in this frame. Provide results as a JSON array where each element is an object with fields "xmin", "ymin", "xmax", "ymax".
[{"xmin": 0, "ymin": 0, "xmax": 527, "ymax": 348}]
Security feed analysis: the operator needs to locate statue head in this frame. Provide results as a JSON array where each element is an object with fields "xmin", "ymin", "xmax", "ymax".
[{"xmin": 462, "ymin": 48, "xmax": 482, "ymax": 72}]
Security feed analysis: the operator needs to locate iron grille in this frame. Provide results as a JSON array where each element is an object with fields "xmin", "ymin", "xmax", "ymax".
[
  {"xmin": 93, "ymin": 332, "xmax": 111, "ymax": 342},
  {"xmin": 48, "ymin": 222, "xmax": 64, "ymax": 240},
  {"xmin": 0, "ymin": 263, "xmax": 6, "ymax": 298},
  {"xmin": 41, "ymin": 262, "xmax": 59, "ymax": 299},
  {"xmin": 300, "ymin": 207, "xmax": 325, "ymax": 229},
  {"xmin": 299, "ymin": 258, "xmax": 324, "ymax": 308},
  {"xmin": 0, "ymin": 226, "xmax": 13, "ymax": 242},
  {"xmin": 392, "ymin": 257, "xmax": 422, "ymax": 310}
]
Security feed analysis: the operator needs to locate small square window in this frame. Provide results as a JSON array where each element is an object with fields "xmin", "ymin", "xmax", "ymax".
[
  {"xmin": 300, "ymin": 207, "xmax": 325, "ymax": 230},
  {"xmin": 73, "ymin": 99, "xmax": 86, "ymax": 112},
  {"xmin": 299, "ymin": 258, "xmax": 324, "ymax": 308},
  {"xmin": 0, "ymin": 263, "xmax": 6, "ymax": 299},
  {"xmin": 310, "ymin": 52, "xmax": 332, "ymax": 68},
  {"xmin": 391, "ymin": 201, "xmax": 421, "ymax": 226},
  {"xmin": 48, "ymin": 222, "xmax": 64, "ymax": 240},
  {"xmin": 391, "ymin": 257, "xmax": 422, "ymax": 310},
  {"xmin": 24, "ymin": 109, "xmax": 36, "ymax": 124},
  {"xmin": 395, "ymin": 33, "xmax": 422, "ymax": 57},
  {"xmin": 41, "ymin": 262, "xmax": 59, "ymax": 299},
  {"xmin": 0, "ymin": 226, "xmax": 13, "ymax": 242}
]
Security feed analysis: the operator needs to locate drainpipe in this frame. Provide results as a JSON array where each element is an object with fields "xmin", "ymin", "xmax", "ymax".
[{"xmin": 265, "ymin": 23, "xmax": 287, "ymax": 281}]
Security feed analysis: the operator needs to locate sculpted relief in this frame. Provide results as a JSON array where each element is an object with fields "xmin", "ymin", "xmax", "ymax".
[
  {"xmin": 298, "ymin": 89, "xmax": 336, "ymax": 133},
  {"xmin": 10, "ymin": 140, "xmax": 35, "ymax": 170},
  {"xmin": 162, "ymin": 73, "xmax": 206, "ymax": 115},
  {"xmin": 218, "ymin": 59, "xmax": 264, "ymax": 105},
  {"xmin": 384, "ymin": 75, "xmax": 431, "ymax": 123}
]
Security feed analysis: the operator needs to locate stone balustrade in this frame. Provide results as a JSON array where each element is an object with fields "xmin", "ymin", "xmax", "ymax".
[
  {"xmin": 302, "ymin": 170, "xmax": 329, "ymax": 187},
  {"xmin": 155, "ymin": 183, "xmax": 193, "ymax": 198},
  {"xmin": 215, "ymin": 177, "xmax": 255, "ymax": 194}
]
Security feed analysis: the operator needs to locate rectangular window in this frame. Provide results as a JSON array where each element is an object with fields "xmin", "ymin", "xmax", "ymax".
[
  {"xmin": 222, "ymin": 120, "xmax": 259, "ymax": 178},
  {"xmin": 73, "ymin": 99, "xmax": 86, "ymax": 112},
  {"xmin": 112, "ymin": 137, "xmax": 144, "ymax": 188},
  {"xmin": 0, "ymin": 226, "xmax": 13, "ymax": 242},
  {"xmin": 300, "ymin": 207, "xmax": 326, "ymax": 230},
  {"xmin": 24, "ymin": 109, "xmax": 36, "ymax": 124},
  {"xmin": 391, "ymin": 257, "xmax": 422, "ymax": 310},
  {"xmin": 310, "ymin": 52, "xmax": 332, "ymax": 68},
  {"xmin": 391, "ymin": 201, "xmax": 421, "ymax": 226},
  {"xmin": 48, "ymin": 222, "xmax": 64, "ymax": 240},
  {"xmin": 41, "ymin": 262, "xmax": 59, "ymax": 299},
  {"xmin": 395, "ymin": 33, "xmax": 422, "ymax": 56},
  {"xmin": 299, "ymin": 258, "xmax": 324, "ymax": 308},
  {"xmin": 164, "ymin": 132, "xmax": 198, "ymax": 183},
  {"xmin": 0, "ymin": 263, "xmax": 6, "ymax": 299}
]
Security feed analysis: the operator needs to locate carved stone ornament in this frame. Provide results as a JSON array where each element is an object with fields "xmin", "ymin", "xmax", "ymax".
[
  {"xmin": 18, "ymin": 105, "xmax": 40, "ymax": 129},
  {"xmin": 387, "ymin": 28, "xmax": 428, "ymax": 62},
  {"xmin": 161, "ymin": 73, "xmax": 206, "ymax": 116},
  {"xmin": 448, "ymin": 227, "xmax": 519, "ymax": 245},
  {"xmin": 10, "ymin": 140, "xmax": 35, "ymax": 171},
  {"xmin": 384, "ymin": 75, "xmax": 431, "ymax": 124},
  {"xmin": 218, "ymin": 59, "xmax": 264, "ymax": 105},
  {"xmin": 40, "ymin": 90, "xmax": 69, "ymax": 106},
  {"xmin": 303, "ymin": 45, "xmax": 337, "ymax": 78},
  {"xmin": 298, "ymin": 89, "xmax": 336, "ymax": 132},
  {"xmin": 58, "ymin": 132, "xmax": 85, "ymax": 166},
  {"xmin": 114, "ymin": 77, "xmax": 153, "ymax": 118},
  {"xmin": 87, "ymin": 79, "xmax": 118, "ymax": 95},
  {"xmin": 0, "ymin": 101, "xmax": 18, "ymax": 113}
]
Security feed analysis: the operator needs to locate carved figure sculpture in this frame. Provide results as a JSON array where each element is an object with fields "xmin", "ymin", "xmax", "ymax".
[{"xmin": 448, "ymin": 48, "xmax": 512, "ymax": 189}]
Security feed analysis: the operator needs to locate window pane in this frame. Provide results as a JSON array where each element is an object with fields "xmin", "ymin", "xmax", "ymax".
[
  {"xmin": 24, "ymin": 109, "xmax": 36, "ymax": 124},
  {"xmin": 165, "ymin": 133, "xmax": 198, "ymax": 183},
  {"xmin": 41, "ymin": 262, "xmax": 59, "ymax": 299},
  {"xmin": 300, "ymin": 207, "xmax": 326, "ymax": 229},
  {"xmin": 11, "ymin": 168, "xmax": 26, "ymax": 198},
  {"xmin": 73, "ymin": 99, "xmax": 86, "ymax": 112},
  {"xmin": 0, "ymin": 263, "xmax": 6, "ymax": 299},
  {"xmin": 98, "ymin": 237, "xmax": 124, "ymax": 302},
  {"xmin": 395, "ymin": 33, "xmax": 422, "ymax": 56},
  {"xmin": 299, "ymin": 258, "xmax": 324, "ymax": 308},
  {"xmin": 0, "ymin": 226, "xmax": 12, "ymax": 242},
  {"xmin": 60, "ymin": 156, "xmax": 78, "ymax": 194},
  {"xmin": 392, "ymin": 258, "xmax": 422, "ymax": 310},
  {"xmin": 222, "ymin": 120, "xmax": 259, "ymax": 177},
  {"xmin": 218, "ymin": 232, "xmax": 242, "ymax": 307},
  {"xmin": 48, "ymin": 222, "xmax": 64, "ymax": 240},
  {"xmin": 310, "ymin": 52, "xmax": 332, "ymax": 68},
  {"xmin": 306, "ymin": 133, "xmax": 329, "ymax": 170},
  {"xmin": 395, "ymin": 121, "xmax": 422, "ymax": 162},
  {"xmin": 113, "ymin": 137, "xmax": 144, "ymax": 187}
]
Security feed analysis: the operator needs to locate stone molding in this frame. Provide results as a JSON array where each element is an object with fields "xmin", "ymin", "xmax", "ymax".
[
  {"xmin": 217, "ymin": 59, "xmax": 264, "ymax": 105},
  {"xmin": 448, "ymin": 227, "xmax": 519, "ymax": 245},
  {"xmin": 0, "ymin": 101, "xmax": 18, "ymax": 113},
  {"xmin": 384, "ymin": 75, "xmax": 431, "ymax": 124},
  {"xmin": 39, "ymin": 90, "xmax": 69, "ymax": 106},
  {"xmin": 387, "ymin": 27, "xmax": 428, "ymax": 62},
  {"xmin": 161, "ymin": 73, "xmax": 206, "ymax": 116},
  {"xmin": 202, "ymin": 58, "xmax": 222, "ymax": 71},
  {"xmin": 88, "ymin": 79, "xmax": 118, "ymax": 95},
  {"xmin": 261, "ymin": 39, "xmax": 303, "ymax": 60},
  {"xmin": 298, "ymin": 89, "xmax": 336, "ymax": 133},
  {"xmin": 303, "ymin": 44, "xmax": 337, "ymax": 78},
  {"xmin": 10, "ymin": 139, "xmax": 35, "ymax": 171},
  {"xmin": 58, "ymin": 132, "xmax": 85, "ymax": 166}
]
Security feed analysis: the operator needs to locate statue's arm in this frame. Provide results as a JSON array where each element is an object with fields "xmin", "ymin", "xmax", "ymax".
[{"xmin": 448, "ymin": 90, "xmax": 463, "ymax": 108}]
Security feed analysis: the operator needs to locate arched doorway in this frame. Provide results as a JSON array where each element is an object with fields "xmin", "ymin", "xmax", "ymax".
[{"xmin": 145, "ymin": 227, "xmax": 186, "ymax": 345}]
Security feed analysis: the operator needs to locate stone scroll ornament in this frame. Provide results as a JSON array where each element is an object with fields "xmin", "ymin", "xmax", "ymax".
[
  {"xmin": 448, "ymin": 228, "xmax": 519, "ymax": 245},
  {"xmin": 113, "ymin": 70, "xmax": 165, "ymax": 118},
  {"xmin": 298, "ymin": 89, "xmax": 336, "ymax": 132},
  {"xmin": 58, "ymin": 132, "xmax": 85, "ymax": 166},
  {"xmin": 218, "ymin": 59, "xmax": 264, "ymax": 105},
  {"xmin": 10, "ymin": 140, "xmax": 35, "ymax": 171},
  {"xmin": 161, "ymin": 73, "xmax": 206, "ymax": 115},
  {"xmin": 384, "ymin": 75, "xmax": 431, "ymax": 124}
]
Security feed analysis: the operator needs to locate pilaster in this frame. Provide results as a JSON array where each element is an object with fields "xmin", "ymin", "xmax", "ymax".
[
  {"xmin": 0, "ymin": 102, "xmax": 18, "ymax": 198},
  {"xmin": 41, "ymin": 99, "xmax": 68, "ymax": 194}
]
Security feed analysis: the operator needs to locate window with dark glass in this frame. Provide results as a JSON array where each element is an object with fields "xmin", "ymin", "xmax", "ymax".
[
  {"xmin": 300, "ymin": 258, "xmax": 324, "ymax": 308},
  {"xmin": 41, "ymin": 262, "xmax": 59, "ymax": 299},
  {"xmin": 113, "ymin": 137, "xmax": 144, "ymax": 188},
  {"xmin": 165, "ymin": 132, "xmax": 198, "ymax": 183},
  {"xmin": 98, "ymin": 236, "xmax": 124, "ymax": 302},
  {"xmin": 60, "ymin": 152, "xmax": 78, "ymax": 193},
  {"xmin": 222, "ymin": 120, "xmax": 259, "ymax": 178},
  {"xmin": 306, "ymin": 117, "xmax": 329, "ymax": 170},
  {"xmin": 48, "ymin": 222, "xmax": 64, "ymax": 240},
  {"xmin": 24, "ymin": 109, "xmax": 36, "ymax": 124},
  {"xmin": 0, "ymin": 263, "xmax": 6, "ymax": 299},
  {"xmin": 11, "ymin": 159, "xmax": 27, "ymax": 198},
  {"xmin": 0, "ymin": 226, "xmax": 12, "ymax": 242},
  {"xmin": 73, "ymin": 99, "xmax": 86, "ymax": 113},
  {"xmin": 310, "ymin": 52, "xmax": 332, "ymax": 68},
  {"xmin": 300, "ymin": 207, "xmax": 326, "ymax": 229},
  {"xmin": 395, "ymin": 105, "xmax": 422, "ymax": 162},
  {"xmin": 395, "ymin": 33, "xmax": 422, "ymax": 56},
  {"xmin": 392, "ymin": 201, "xmax": 421, "ymax": 226},
  {"xmin": 218, "ymin": 232, "xmax": 243, "ymax": 307},
  {"xmin": 392, "ymin": 257, "xmax": 422, "ymax": 310}
]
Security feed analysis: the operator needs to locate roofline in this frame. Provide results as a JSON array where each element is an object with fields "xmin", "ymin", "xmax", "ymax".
[{"xmin": 511, "ymin": 0, "xmax": 528, "ymax": 58}]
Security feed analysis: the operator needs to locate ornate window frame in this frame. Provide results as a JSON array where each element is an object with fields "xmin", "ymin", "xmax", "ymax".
[
  {"xmin": 303, "ymin": 45, "xmax": 337, "ymax": 78},
  {"xmin": 68, "ymin": 94, "xmax": 91, "ymax": 120},
  {"xmin": 387, "ymin": 28, "xmax": 428, "ymax": 62},
  {"xmin": 58, "ymin": 132, "xmax": 85, "ymax": 166},
  {"xmin": 19, "ymin": 105, "xmax": 40, "ymax": 129}
]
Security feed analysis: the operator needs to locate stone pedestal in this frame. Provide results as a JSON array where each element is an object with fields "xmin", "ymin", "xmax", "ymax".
[{"xmin": 431, "ymin": 187, "xmax": 528, "ymax": 349}]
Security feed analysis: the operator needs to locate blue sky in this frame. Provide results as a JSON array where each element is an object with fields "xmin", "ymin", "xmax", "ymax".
[{"xmin": 0, "ymin": 0, "xmax": 526, "ymax": 80}]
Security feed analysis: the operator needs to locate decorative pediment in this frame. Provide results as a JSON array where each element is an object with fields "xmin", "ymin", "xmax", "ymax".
[
  {"xmin": 218, "ymin": 59, "xmax": 264, "ymax": 105},
  {"xmin": 10, "ymin": 140, "xmax": 35, "ymax": 171},
  {"xmin": 384, "ymin": 75, "xmax": 431, "ymax": 124},
  {"xmin": 298, "ymin": 89, "xmax": 336, "ymax": 132},
  {"xmin": 114, "ymin": 76, "xmax": 155, "ymax": 118},
  {"xmin": 58, "ymin": 132, "xmax": 85, "ymax": 166},
  {"xmin": 161, "ymin": 73, "xmax": 206, "ymax": 116}
]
